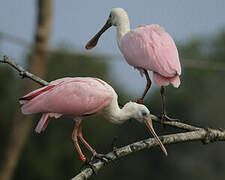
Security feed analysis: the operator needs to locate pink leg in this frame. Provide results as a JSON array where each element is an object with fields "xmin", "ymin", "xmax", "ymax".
[
  {"xmin": 72, "ymin": 122, "xmax": 86, "ymax": 162},
  {"xmin": 78, "ymin": 125, "xmax": 96, "ymax": 154},
  {"xmin": 137, "ymin": 69, "xmax": 151, "ymax": 104},
  {"xmin": 160, "ymin": 86, "xmax": 179, "ymax": 121},
  {"xmin": 78, "ymin": 125, "xmax": 108, "ymax": 161},
  {"xmin": 160, "ymin": 86, "xmax": 166, "ymax": 117}
]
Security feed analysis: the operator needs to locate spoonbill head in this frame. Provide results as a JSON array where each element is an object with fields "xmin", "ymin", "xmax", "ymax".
[
  {"xmin": 120, "ymin": 102, "xmax": 167, "ymax": 157},
  {"xmin": 85, "ymin": 8, "xmax": 130, "ymax": 49},
  {"xmin": 20, "ymin": 77, "xmax": 167, "ymax": 162},
  {"xmin": 86, "ymin": 8, "xmax": 181, "ymax": 120}
]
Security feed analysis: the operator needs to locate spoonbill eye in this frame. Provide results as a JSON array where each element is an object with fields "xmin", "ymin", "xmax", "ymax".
[{"xmin": 142, "ymin": 112, "xmax": 147, "ymax": 116}]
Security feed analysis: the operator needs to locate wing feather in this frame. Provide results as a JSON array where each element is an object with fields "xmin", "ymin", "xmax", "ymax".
[
  {"xmin": 120, "ymin": 25, "xmax": 181, "ymax": 77},
  {"xmin": 21, "ymin": 78, "xmax": 113, "ymax": 116}
]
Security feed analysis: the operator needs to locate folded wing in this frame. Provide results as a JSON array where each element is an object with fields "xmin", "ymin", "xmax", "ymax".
[
  {"xmin": 120, "ymin": 24, "xmax": 181, "ymax": 78},
  {"xmin": 20, "ymin": 77, "xmax": 113, "ymax": 117}
]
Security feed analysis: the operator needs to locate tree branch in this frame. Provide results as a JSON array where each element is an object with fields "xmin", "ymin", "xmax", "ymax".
[
  {"xmin": 150, "ymin": 114, "xmax": 201, "ymax": 131},
  {"xmin": 1, "ymin": 55, "xmax": 225, "ymax": 180},
  {"xmin": 71, "ymin": 128, "xmax": 225, "ymax": 180},
  {"xmin": 0, "ymin": 56, "xmax": 49, "ymax": 86}
]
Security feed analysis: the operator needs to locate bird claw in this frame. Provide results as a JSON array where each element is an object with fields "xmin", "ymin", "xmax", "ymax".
[
  {"xmin": 80, "ymin": 159, "xmax": 97, "ymax": 175},
  {"xmin": 91, "ymin": 153, "xmax": 111, "ymax": 163},
  {"xmin": 161, "ymin": 114, "xmax": 179, "ymax": 122}
]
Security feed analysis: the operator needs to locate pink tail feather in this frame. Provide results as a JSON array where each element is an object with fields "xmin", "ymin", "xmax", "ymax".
[
  {"xmin": 153, "ymin": 72, "xmax": 180, "ymax": 88},
  {"xmin": 35, "ymin": 113, "xmax": 62, "ymax": 133},
  {"xmin": 19, "ymin": 85, "xmax": 56, "ymax": 105}
]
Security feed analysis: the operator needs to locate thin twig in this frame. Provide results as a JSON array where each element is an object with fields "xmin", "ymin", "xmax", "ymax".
[
  {"xmin": 150, "ymin": 114, "xmax": 201, "ymax": 131},
  {"xmin": 0, "ymin": 56, "xmax": 49, "ymax": 86}
]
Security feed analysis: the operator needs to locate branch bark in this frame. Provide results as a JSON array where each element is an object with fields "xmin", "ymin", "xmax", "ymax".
[
  {"xmin": 0, "ymin": 56, "xmax": 49, "ymax": 86},
  {"xmin": 150, "ymin": 114, "xmax": 200, "ymax": 131},
  {"xmin": 1, "ymin": 55, "xmax": 225, "ymax": 180},
  {"xmin": 0, "ymin": 1, "xmax": 52, "ymax": 180},
  {"xmin": 72, "ymin": 128, "xmax": 225, "ymax": 180}
]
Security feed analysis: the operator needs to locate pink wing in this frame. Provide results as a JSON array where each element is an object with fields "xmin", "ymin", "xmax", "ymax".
[
  {"xmin": 20, "ymin": 77, "xmax": 114, "ymax": 116},
  {"xmin": 120, "ymin": 24, "xmax": 181, "ymax": 78},
  {"xmin": 19, "ymin": 77, "xmax": 74, "ymax": 104}
]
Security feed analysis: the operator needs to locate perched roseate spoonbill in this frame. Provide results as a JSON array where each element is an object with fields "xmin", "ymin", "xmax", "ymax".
[
  {"xmin": 19, "ymin": 77, "xmax": 167, "ymax": 162},
  {"xmin": 85, "ymin": 8, "xmax": 181, "ymax": 120}
]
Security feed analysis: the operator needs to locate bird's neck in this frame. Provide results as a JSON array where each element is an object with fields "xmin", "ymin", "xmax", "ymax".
[
  {"xmin": 104, "ymin": 97, "xmax": 133, "ymax": 124},
  {"xmin": 116, "ymin": 21, "xmax": 130, "ymax": 49}
]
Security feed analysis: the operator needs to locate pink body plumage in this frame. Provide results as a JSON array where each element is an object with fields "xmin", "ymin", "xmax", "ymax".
[
  {"xmin": 20, "ymin": 77, "xmax": 114, "ymax": 133},
  {"xmin": 120, "ymin": 24, "xmax": 181, "ymax": 87}
]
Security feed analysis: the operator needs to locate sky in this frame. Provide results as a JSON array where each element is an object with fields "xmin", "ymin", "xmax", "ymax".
[{"xmin": 0, "ymin": 0, "xmax": 225, "ymax": 96}]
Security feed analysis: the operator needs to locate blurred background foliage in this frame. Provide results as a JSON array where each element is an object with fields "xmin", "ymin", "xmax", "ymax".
[{"xmin": 0, "ymin": 30, "xmax": 225, "ymax": 180}]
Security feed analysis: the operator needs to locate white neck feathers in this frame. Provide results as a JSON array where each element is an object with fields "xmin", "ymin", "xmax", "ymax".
[
  {"xmin": 116, "ymin": 21, "xmax": 130, "ymax": 48},
  {"xmin": 103, "ymin": 99, "xmax": 135, "ymax": 124}
]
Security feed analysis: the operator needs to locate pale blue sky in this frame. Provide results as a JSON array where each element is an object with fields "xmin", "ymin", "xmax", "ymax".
[{"xmin": 0, "ymin": 0, "xmax": 225, "ymax": 95}]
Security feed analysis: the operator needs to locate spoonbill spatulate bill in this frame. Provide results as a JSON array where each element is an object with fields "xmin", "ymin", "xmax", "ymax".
[
  {"xmin": 86, "ymin": 8, "xmax": 181, "ymax": 120},
  {"xmin": 19, "ymin": 77, "xmax": 167, "ymax": 162}
]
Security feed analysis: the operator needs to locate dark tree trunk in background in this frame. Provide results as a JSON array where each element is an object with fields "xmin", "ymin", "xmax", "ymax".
[{"xmin": 0, "ymin": 1, "xmax": 52, "ymax": 180}]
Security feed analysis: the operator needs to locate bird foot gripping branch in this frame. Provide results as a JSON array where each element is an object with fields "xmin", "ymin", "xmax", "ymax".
[
  {"xmin": 161, "ymin": 113, "xmax": 180, "ymax": 122},
  {"xmin": 80, "ymin": 159, "xmax": 97, "ymax": 175},
  {"xmin": 91, "ymin": 153, "xmax": 111, "ymax": 163},
  {"xmin": 79, "ymin": 153, "xmax": 111, "ymax": 175}
]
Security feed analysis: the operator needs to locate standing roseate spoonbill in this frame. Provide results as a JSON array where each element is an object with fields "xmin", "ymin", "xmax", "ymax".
[
  {"xmin": 85, "ymin": 8, "xmax": 181, "ymax": 120},
  {"xmin": 19, "ymin": 77, "xmax": 167, "ymax": 162}
]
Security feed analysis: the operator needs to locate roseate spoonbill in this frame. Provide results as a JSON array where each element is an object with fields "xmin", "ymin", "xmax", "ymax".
[
  {"xmin": 19, "ymin": 77, "xmax": 167, "ymax": 162},
  {"xmin": 85, "ymin": 8, "xmax": 181, "ymax": 120}
]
